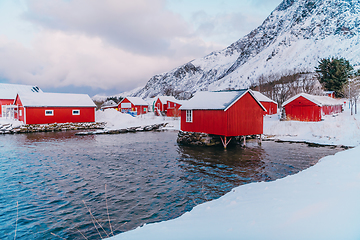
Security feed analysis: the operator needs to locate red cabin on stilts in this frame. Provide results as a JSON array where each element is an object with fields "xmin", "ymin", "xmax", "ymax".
[
  {"xmin": 253, "ymin": 91, "xmax": 278, "ymax": 115},
  {"xmin": 180, "ymin": 89, "xmax": 266, "ymax": 148},
  {"xmin": 282, "ymin": 93, "xmax": 343, "ymax": 122}
]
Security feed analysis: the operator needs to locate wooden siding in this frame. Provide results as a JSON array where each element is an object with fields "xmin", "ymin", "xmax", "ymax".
[
  {"xmin": 284, "ymin": 96, "xmax": 321, "ymax": 122},
  {"xmin": 180, "ymin": 92, "xmax": 264, "ymax": 137},
  {"xmin": 166, "ymin": 101, "xmax": 181, "ymax": 117},
  {"xmin": 118, "ymin": 98, "xmax": 148, "ymax": 115},
  {"xmin": 261, "ymin": 102, "xmax": 278, "ymax": 115},
  {"xmin": 284, "ymin": 95, "xmax": 342, "ymax": 122},
  {"xmin": 14, "ymin": 96, "xmax": 95, "ymax": 124}
]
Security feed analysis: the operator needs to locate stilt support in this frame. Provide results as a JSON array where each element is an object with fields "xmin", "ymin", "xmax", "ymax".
[
  {"xmin": 220, "ymin": 136, "xmax": 232, "ymax": 149},
  {"xmin": 258, "ymin": 134, "xmax": 262, "ymax": 146},
  {"xmin": 243, "ymin": 135, "xmax": 246, "ymax": 147}
]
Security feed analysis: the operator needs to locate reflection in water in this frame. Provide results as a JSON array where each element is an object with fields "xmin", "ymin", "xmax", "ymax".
[{"xmin": 0, "ymin": 131, "xmax": 343, "ymax": 240}]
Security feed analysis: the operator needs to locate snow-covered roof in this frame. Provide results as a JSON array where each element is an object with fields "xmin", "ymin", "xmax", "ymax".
[
  {"xmin": 282, "ymin": 93, "xmax": 343, "ymax": 107},
  {"xmin": 144, "ymin": 98, "xmax": 156, "ymax": 105},
  {"xmin": 180, "ymin": 90, "xmax": 266, "ymax": 111},
  {"xmin": 157, "ymin": 96, "xmax": 177, "ymax": 104},
  {"xmin": 253, "ymin": 91, "xmax": 277, "ymax": 104},
  {"xmin": 122, "ymin": 97, "xmax": 148, "ymax": 106},
  {"xmin": 0, "ymin": 83, "xmax": 43, "ymax": 100},
  {"xmin": 17, "ymin": 92, "xmax": 96, "ymax": 107},
  {"xmin": 101, "ymin": 100, "xmax": 117, "ymax": 107}
]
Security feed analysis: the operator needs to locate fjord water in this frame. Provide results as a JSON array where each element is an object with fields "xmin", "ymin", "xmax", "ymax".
[{"xmin": 0, "ymin": 131, "xmax": 342, "ymax": 239}]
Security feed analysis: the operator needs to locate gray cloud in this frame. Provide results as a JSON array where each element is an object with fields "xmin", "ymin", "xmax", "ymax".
[{"xmin": 24, "ymin": 0, "xmax": 192, "ymax": 56}]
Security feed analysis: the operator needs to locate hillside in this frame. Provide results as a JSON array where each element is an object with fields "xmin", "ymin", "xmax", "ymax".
[{"xmin": 132, "ymin": 0, "xmax": 360, "ymax": 98}]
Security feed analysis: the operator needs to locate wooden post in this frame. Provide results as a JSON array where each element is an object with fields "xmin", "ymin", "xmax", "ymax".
[
  {"xmin": 258, "ymin": 134, "xmax": 262, "ymax": 146},
  {"xmin": 243, "ymin": 135, "xmax": 246, "ymax": 146},
  {"xmin": 220, "ymin": 136, "xmax": 232, "ymax": 149}
]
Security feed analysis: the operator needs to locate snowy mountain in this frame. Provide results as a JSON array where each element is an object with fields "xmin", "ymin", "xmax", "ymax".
[{"xmin": 132, "ymin": 0, "xmax": 360, "ymax": 98}]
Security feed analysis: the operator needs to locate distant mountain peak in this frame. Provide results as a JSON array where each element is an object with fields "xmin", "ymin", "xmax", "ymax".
[{"xmin": 132, "ymin": 0, "xmax": 360, "ymax": 98}]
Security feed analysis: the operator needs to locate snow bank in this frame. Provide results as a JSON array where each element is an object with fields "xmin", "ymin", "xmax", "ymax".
[
  {"xmin": 109, "ymin": 144, "xmax": 360, "ymax": 240},
  {"xmin": 0, "ymin": 118, "xmax": 23, "ymax": 128},
  {"xmin": 95, "ymin": 109, "xmax": 180, "ymax": 130},
  {"xmin": 264, "ymin": 108, "xmax": 360, "ymax": 147}
]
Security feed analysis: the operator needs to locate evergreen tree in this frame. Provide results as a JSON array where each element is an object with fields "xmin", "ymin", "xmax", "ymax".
[{"xmin": 315, "ymin": 57, "xmax": 353, "ymax": 97}]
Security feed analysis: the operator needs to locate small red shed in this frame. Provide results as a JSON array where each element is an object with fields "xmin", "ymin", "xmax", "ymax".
[
  {"xmin": 14, "ymin": 92, "xmax": 96, "ymax": 124},
  {"xmin": 282, "ymin": 93, "xmax": 343, "ymax": 122},
  {"xmin": 155, "ymin": 96, "xmax": 183, "ymax": 117},
  {"xmin": 118, "ymin": 97, "xmax": 148, "ymax": 116},
  {"xmin": 180, "ymin": 90, "xmax": 266, "ymax": 146},
  {"xmin": 0, "ymin": 83, "xmax": 42, "ymax": 117},
  {"xmin": 253, "ymin": 91, "xmax": 278, "ymax": 115}
]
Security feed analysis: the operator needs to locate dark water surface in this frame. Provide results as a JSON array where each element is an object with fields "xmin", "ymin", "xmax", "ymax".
[{"xmin": 0, "ymin": 131, "xmax": 343, "ymax": 239}]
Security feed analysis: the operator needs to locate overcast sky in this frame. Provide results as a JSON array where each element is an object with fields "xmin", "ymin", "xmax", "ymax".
[{"xmin": 0, "ymin": 0, "xmax": 282, "ymax": 96}]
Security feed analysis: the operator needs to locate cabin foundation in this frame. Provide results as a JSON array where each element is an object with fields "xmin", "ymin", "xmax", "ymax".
[{"xmin": 177, "ymin": 131, "xmax": 262, "ymax": 148}]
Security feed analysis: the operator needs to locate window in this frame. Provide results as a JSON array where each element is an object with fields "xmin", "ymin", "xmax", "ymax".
[
  {"xmin": 121, "ymin": 102, "xmax": 131, "ymax": 108},
  {"xmin": 19, "ymin": 110, "xmax": 22, "ymax": 117},
  {"xmin": 186, "ymin": 110, "xmax": 193, "ymax": 122},
  {"xmin": 168, "ymin": 102, "xmax": 170, "ymax": 108},
  {"xmin": 72, "ymin": 110, "xmax": 80, "ymax": 115},
  {"xmin": 144, "ymin": 108, "xmax": 147, "ymax": 112},
  {"xmin": 45, "ymin": 110, "xmax": 54, "ymax": 116}
]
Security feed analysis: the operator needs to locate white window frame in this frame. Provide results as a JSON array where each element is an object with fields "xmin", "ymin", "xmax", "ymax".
[
  {"xmin": 19, "ymin": 109, "xmax": 22, "ymax": 117},
  {"xmin": 45, "ymin": 110, "xmax": 54, "ymax": 116},
  {"xmin": 72, "ymin": 109, "xmax": 80, "ymax": 115},
  {"xmin": 121, "ymin": 102, "xmax": 131, "ymax": 109},
  {"xmin": 186, "ymin": 110, "xmax": 193, "ymax": 123}
]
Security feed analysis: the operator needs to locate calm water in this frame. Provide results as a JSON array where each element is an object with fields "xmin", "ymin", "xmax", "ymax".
[{"xmin": 0, "ymin": 131, "xmax": 343, "ymax": 239}]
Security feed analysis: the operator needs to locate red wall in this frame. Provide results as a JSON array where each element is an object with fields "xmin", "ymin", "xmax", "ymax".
[
  {"xmin": 155, "ymin": 98, "xmax": 166, "ymax": 112},
  {"xmin": 0, "ymin": 99, "xmax": 15, "ymax": 117},
  {"xmin": 284, "ymin": 96, "xmax": 321, "ymax": 122},
  {"xmin": 118, "ymin": 98, "xmax": 148, "ymax": 115},
  {"xmin": 285, "ymin": 96, "xmax": 343, "ymax": 122},
  {"xmin": 25, "ymin": 107, "xmax": 94, "ymax": 124},
  {"xmin": 181, "ymin": 92, "xmax": 264, "ymax": 137},
  {"xmin": 261, "ymin": 102, "xmax": 277, "ymax": 115},
  {"xmin": 322, "ymin": 105, "xmax": 342, "ymax": 115},
  {"xmin": 166, "ymin": 101, "xmax": 181, "ymax": 117},
  {"xmin": 14, "ymin": 96, "xmax": 95, "ymax": 124}
]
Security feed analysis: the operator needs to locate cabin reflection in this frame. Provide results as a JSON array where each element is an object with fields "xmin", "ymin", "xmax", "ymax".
[{"xmin": 177, "ymin": 141, "xmax": 269, "ymax": 186}]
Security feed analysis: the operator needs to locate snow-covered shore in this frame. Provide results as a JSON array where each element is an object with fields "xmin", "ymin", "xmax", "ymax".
[
  {"xmin": 95, "ymin": 109, "xmax": 180, "ymax": 131},
  {"xmin": 109, "ymin": 145, "xmax": 360, "ymax": 240},
  {"xmin": 263, "ymin": 109, "xmax": 360, "ymax": 147},
  {"xmin": 104, "ymin": 107, "xmax": 360, "ymax": 240}
]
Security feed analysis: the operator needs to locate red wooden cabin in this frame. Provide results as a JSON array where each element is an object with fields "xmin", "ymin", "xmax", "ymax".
[
  {"xmin": 155, "ymin": 96, "xmax": 182, "ymax": 117},
  {"xmin": 14, "ymin": 92, "xmax": 96, "ymax": 124},
  {"xmin": 118, "ymin": 97, "xmax": 148, "ymax": 116},
  {"xmin": 0, "ymin": 83, "xmax": 42, "ymax": 117},
  {"xmin": 253, "ymin": 91, "xmax": 278, "ymax": 115},
  {"xmin": 282, "ymin": 93, "xmax": 343, "ymax": 122},
  {"xmin": 180, "ymin": 90, "xmax": 266, "ymax": 147}
]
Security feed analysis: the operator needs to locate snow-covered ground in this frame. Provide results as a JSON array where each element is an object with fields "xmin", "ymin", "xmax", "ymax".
[
  {"xmin": 263, "ymin": 107, "xmax": 360, "ymax": 147},
  {"xmin": 106, "ymin": 106, "xmax": 360, "ymax": 240},
  {"xmin": 95, "ymin": 109, "xmax": 180, "ymax": 131},
  {"xmin": 0, "ymin": 117, "xmax": 23, "ymax": 128}
]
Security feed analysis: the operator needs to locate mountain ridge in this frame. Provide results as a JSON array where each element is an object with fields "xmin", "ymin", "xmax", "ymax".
[{"xmin": 132, "ymin": 0, "xmax": 360, "ymax": 98}]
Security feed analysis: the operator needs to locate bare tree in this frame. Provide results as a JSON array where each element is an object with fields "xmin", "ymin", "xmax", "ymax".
[
  {"xmin": 250, "ymin": 70, "xmax": 322, "ymax": 107},
  {"xmin": 342, "ymin": 76, "xmax": 360, "ymax": 115}
]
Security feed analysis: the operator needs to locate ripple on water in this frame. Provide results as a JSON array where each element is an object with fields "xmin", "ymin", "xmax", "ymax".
[{"xmin": 0, "ymin": 131, "xmax": 343, "ymax": 240}]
